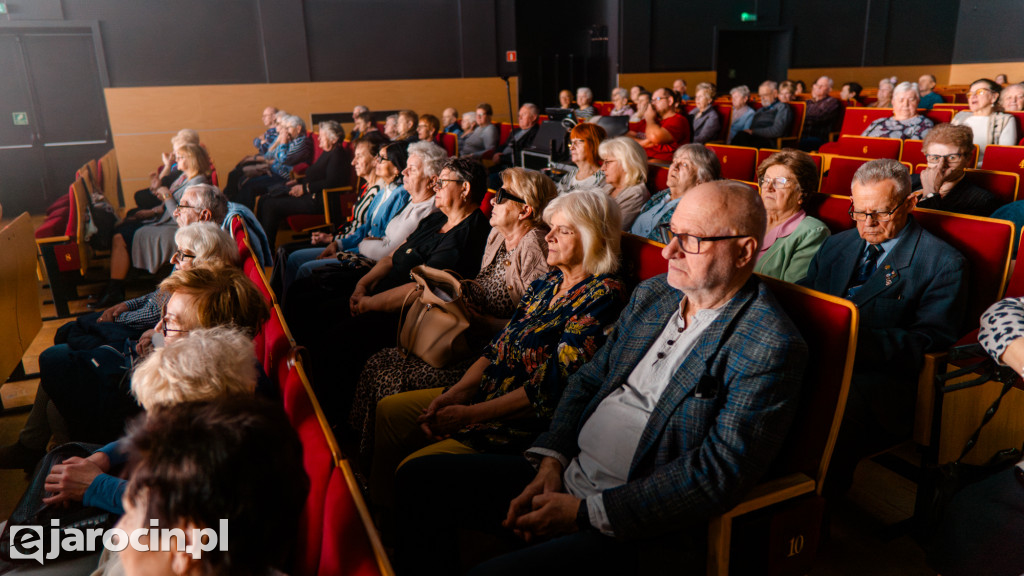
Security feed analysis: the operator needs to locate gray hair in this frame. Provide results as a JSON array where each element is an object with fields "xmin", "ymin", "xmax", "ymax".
[
  {"xmin": 407, "ymin": 141, "xmax": 448, "ymax": 178},
  {"xmin": 185, "ymin": 184, "xmax": 228, "ymax": 225},
  {"xmin": 461, "ymin": 111, "xmax": 476, "ymax": 123},
  {"xmin": 695, "ymin": 82, "xmax": 716, "ymax": 98},
  {"xmin": 275, "ymin": 110, "xmax": 288, "ymax": 120},
  {"xmin": 818, "ymin": 76, "xmax": 835, "ymax": 89},
  {"xmin": 577, "ymin": 87, "xmax": 593, "ymax": 100},
  {"xmin": 318, "ymin": 120, "xmax": 344, "ymax": 143},
  {"xmin": 611, "ymin": 87, "xmax": 628, "ymax": 99},
  {"xmin": 284, "ymin": 115, "xmax": 305, "ymax": 130},
  {"xmin": 760, "ymin": 80, "xmax": 778, "ymax": 92},
  {"xmin": 852, "ymin": 158, "xmax": 911, "ymax": 203},
  {"xmin": 174, "ymin": 222, "xmax": 238, "ymax": 268},
  {"xmin": 893, "ymin": 81, "xmax": 920, "ymax": 98},
  {"xmin": 521, "ymin": 102, "xmax": 540, "ymax": 117},
  {"xmin": 675, "ymin": 143, "xmax": 721, "ymax": 184},
  {"xmin": 175, "ymin": 129, "xmax": 200, "ymax": 146},
  {"xmin": 353, "ymin": 105, "xmax": 369, "ymax": 116},
  {"xmin": 730, "ymin": 85, "xmax": 750, "ymax": 99},
  {"xmin": 878, "ymin": 78, "xmax": 894, "ymax": 89}
]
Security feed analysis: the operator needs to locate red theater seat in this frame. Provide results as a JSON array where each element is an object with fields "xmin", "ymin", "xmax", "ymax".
[{"xmin": 706, "ymin": 144, "xmax": 757, "ymax": 182}]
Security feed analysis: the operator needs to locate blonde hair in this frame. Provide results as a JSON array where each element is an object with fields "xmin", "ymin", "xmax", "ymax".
[
  {"xmin": 501, "ymin": 167, "xmax": 558, "ymax": 226},
  {"xmin": 131, "ymin": 326, "xmax": 257, "ymax": 410},
  {"xmin": 175, "ymin": 143, "xmax": 212, "ymax": 178},
  {"xmin": 174, "ymin": 222, "xmax": 239, "ymax": 268},
  {"xmin": 543, "ymin": 190, "xmax": 621, "ymax": 276},
  {"xmin": 598, "ymin": 137, "xmax": 648, "ymax": 188},
  {"xmin": 158, "ymin": 266, "xmax": 270, "ymax": 337},
  {"xmin": 172, "ymin": 128, "xmax": 200, "ymax": 149}
]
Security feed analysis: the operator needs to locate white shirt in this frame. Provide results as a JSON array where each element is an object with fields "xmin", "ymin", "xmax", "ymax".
[{"xmin": 357, "ymin": 197, "xmax": 437, "ymax": 261}]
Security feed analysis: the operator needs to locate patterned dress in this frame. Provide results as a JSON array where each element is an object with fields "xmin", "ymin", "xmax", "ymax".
[
  {"xmin": 350, "ymin": 269, "xmax": 626, "ymax": 458},
  {"xmin": 860, "ymin": 115, "xmax": 934, "ymax": 140}
]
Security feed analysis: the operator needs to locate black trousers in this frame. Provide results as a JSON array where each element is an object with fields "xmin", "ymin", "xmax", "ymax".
[{"xmin": 256, "ymin": 192, "xmax": 319, "ymax": 249}]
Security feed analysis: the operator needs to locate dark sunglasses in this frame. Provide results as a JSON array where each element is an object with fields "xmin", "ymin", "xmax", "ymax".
[{"xmin": 494, "ymin": 187, "xmax": 526, "ymax": 205}]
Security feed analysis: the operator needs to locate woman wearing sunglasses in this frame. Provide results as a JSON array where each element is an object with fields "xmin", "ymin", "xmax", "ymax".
[
  {"xmin": 350, "ymin": 167, "xmax": 557, "ymax": 458},
  {"xmin": 952, "ymin": 78, "xmax": 1018, "ymax": 166},
  {"xmin": 363, "ymin": 190, "xmax": 626, "ymax": 508}
]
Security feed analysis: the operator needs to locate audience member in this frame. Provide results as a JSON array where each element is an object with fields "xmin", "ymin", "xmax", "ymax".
[
  {"xmin": 631, "ymin": 143, "xmax": 721, "ymax": 241},
  {"xmin": 558, "ymin": 123, "xmax": 610, "ymax": 194},
  {"xmin": 285, "ymin": 158, "xmax": 492, "ymax": 422},
  {"xmin": 558, "ymin": 89, "xmax": 575, "ymax": 110},
  {"xmin": 689, "ymin": 82, "xmax": 721, "ymax": 144},
  {"xmin": 952, "ymin": 78, "xmax": 1018, "ymax": 165},
  {"xmin": 492, "ymin": 104, "xmax": 541, "ymax": 171},
  {"xmin": 418, "ymin": 113, "xmax": 441, "ymax": 143},
  {"xmin": 996, "ymin": 73, "xmax": 1009, "ymax": 85},
  {"xmin": 871, "ymin": 79, "xmax": 894, "ymax": 108},
  {"xmin": 253, "ymin": 106, "xmax": 279, "ymax": 154},
  {"xmin": 225, "ymin": 114, "xmax": 313, "ymax": 208},
  {"xmin": 732, "ymin": 81, "xmax": 793, "ymax": 148},
  {"xmin": 840, "ymin": 82, "xmax": 863, "ymax": 105},
  {"xmin": 598, "ymin": 137, "xmax": 650, "ymax": 229},
  {"xmin": 115, "ymin": 397, "xmax": 307, "ymax": 576},
  {"xmin": 369, "ymin": 190, "xmax": 624, "ymax": 508},
  {"xmin": 396, "ymin": 109, "xmax": 419, "ymax": 142},
  {"xmin": 461, "ymin": 103, "xmax": 500, "ymax": 160},
  {"xmin": 574, "ymin": 87, "xmax": 597, "ymax": 121},
  {"xmin": 134, "ymin": 129, "xmax": 202, "ymax": 210},
  {"xmin": 753, "ymin": 150, "xmax": 830, "ymax": 282},
  {"xmin": 394, "ymin": 180, "xmax": 807, "ymax": 575},
  {"xmin": 459, "ymin": 110, "xmax": 477, "ymax": 146},
  {"xmin": 917, "ymin": 74, "xmax": 945, "ymax": 109},
  {"xmin": 1000, "ymin": 83, "xmax": 1024, "ymax": 112},
  {"xmin": 629, "ymin": 90, "xmax": 651, "ymax": 124},
  {"xmin": 672, "ymin": 78, "xmax": 689, "ymax": 101},
  {"xmin": 442, "ymin": 107, "xmax": 462, "ymax": 135},
  {"xmin": 629, "ymin": 85, "xmax": 645, "ymax": 104},
  {"xmin": 609, "ymin": 87, "xmax": 635, "ymax": 117},
  {"xmin": 778, "ymin": 80, "xmax": 796, "ymax": 103},
  {"xmin": 728, "ymin": 85, "xmax": 754, "ymax": 143},
  {"xmin": 633, "ymin": 87, "xmax": 690, "ymax": 161},
  {"xmin": 352, "ymin": 110, "xmax": 377, "ymax": 140},
  {"xmin": 800, "ymin": 158, "xmax": 966, "ymax": 498},
  {"xmin": 799, "ymin": 76, "xmax": 842, "ymax": 151},
  {"xmin": 913, "ymin": 123, "xmax": 1000, "ymax": 217},
  {"xmin": 794, "ymin": 79, "xmax": 807, "ymax": 96},
  {"xmin": 257, "ymin": 120, "xmax": 353, "ymax": 245},
  {"xmin": 384, "ymin": 114, "xmax": 400, "ymax": 140},
  {"xmin": 861, "ymin": 82, "xmax": 935, "ymax": 140},
  {"xmin": 95, "ymin": 143, "xmax": 212, "ymax": 308}
]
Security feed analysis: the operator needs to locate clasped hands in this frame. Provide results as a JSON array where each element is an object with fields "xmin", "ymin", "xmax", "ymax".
[
  {"xmin": 42, "ymin": 452, "xmax": 110, "ymax": 507},
  {"xmin": 503, "ymin": 458, "xmax": 581, "ymax": 542}
]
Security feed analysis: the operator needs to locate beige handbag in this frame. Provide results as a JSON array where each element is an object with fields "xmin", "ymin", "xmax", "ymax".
[{"xmin": 397, "ymin": 266, "xmax": 473, "ymax": 368}]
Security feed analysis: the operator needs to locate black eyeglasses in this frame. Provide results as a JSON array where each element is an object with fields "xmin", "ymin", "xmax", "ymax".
[
  {"xmin": 925, "ymin": 153, "xmax": 964, "ymax": 164},
  {"xmin": 493, "ymin": 187, "xmax": 526, "ymax": 205},
  {"xmin": 174, "ymin": 203, "xmax": 200, "ymax": 212},
  {"xmin": 657, "ymin": 224, "xmax": 751, "ymax": 254},
  {"xmin": 848, "ymin": 195, "xmax": 908, "ymax": 222},
  {"xmin": 159, "ymin": 306, "xmax": 189, "ymax": 338},
  {"xmin": 172, "ymin": 249, "xmax": 195, "ymax": 262},
  {"xmin": 433, "ymin": 178, "xmax": 464, "ymax": 190}
]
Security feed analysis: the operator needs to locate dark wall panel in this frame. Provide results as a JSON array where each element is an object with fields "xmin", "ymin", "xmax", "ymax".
[
  {"xmin": 259, "ymin": 0, "xmax": 310, "ymax": 82},
  {"xmin": 953, "ymin": 0, "xmax": 1024, "ymax": 63},
  {"xmin": 305, "ymin": 0, "xmax": 461, "ymax": 81},
  {"xmin": 784, "ymin": 0, "xmax": 868, "ymax": 68},
  {"xmin": 60, "ymin": 0, "xmax": 267, "ymax": 86},
  {"xmin": 885, "ymin": 0, "xmax": 957, "ymax": 65}
]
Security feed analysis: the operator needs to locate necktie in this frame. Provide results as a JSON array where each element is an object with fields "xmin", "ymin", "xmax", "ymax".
[{"xmin": 846, "ymin": 243, "xmax": 883, "ymax": 298}]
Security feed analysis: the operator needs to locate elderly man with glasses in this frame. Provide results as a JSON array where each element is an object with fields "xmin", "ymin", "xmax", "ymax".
[
  {"xmin": 800, "ymin": 158, "xmax": 967, "ymax": 500},
  {"xmin": 731, "ymin": 80, "xmax": 794, "ymax": 149},
  {"xmin": 913, "ymin": 123, "xmax": 1000, "ymax": 217},
  {"xmin": 393, "ymin": 180, "xmax": 809, "ymax": 575}
]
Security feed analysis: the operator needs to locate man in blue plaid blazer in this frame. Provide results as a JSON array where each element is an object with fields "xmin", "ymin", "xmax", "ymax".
[{"xmin": 394, "ymin": 180, "xmax": 808, "ymax": 575}]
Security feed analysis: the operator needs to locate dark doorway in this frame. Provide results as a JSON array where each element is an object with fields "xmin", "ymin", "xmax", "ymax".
[
  {"xmin": 0, "ymin": 25, "xmax": 111, "ymax": 216},
  {"xmin": 715, "ymin": 29, "xmax": 792, "ymax": 92}
]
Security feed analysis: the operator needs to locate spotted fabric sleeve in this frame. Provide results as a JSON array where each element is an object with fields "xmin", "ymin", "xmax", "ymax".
[{"xmin": 979, "ymin": 297, "xmax": 1024, "ymax": 366}]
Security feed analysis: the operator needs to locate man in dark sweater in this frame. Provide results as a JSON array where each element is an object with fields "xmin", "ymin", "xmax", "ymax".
[
  {"xmin": 913, "ymin": 123, "xmax": 1000, "ymax": 217},
  {"xmin": 732, "ymin": 81, "xmax": 793, "ymax": 148},
  {"xmin": 799, "ymin": 76, "xmax": 842, "ymax": 151}
]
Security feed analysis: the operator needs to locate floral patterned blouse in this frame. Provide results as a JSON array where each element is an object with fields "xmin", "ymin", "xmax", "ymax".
[{"xmin": 452, "ymin": 269, "xmax": 626, "ymax": 453}]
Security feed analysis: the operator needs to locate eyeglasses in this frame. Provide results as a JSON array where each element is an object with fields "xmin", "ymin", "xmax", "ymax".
[
  {"xmin": 174, "ymin": 203, "xmax": 200, "ymax": 212},
  {"xmin": 968, "ymin": 88, "xmax": 992, "ymax": 97},
  {"xmin": 171, "ymin": 249, "xmax": 195, "ymax": 263},
  {"xmin": 432, "ymin": 178, "xmax": 464, "ymax": 190},
  {"xmin": 925, "ymin": 153, "xmax": 964, "ymax": 164},
  {"xmin": 493, "ymin": 187, "xmax": 526, "ymax": 205},
  {"xmin": 375, "ymin": 155, "xmax": 390, "ymax": 164},
  {"xmin": 568, "ymin": 139, "xmax": 585, "ymax": 149},
  {"xmin": 159, "ymin": 306, "xmax": 189, "ymax": 338},
  {"xmin": 760, "ymin": 176, "xmax": 797, "ymax": 190},
  {"xmin": 651, "ymin": 96, "xmax": 667, "ymax": 102},
  {"xmin": 657, "ymin": 224, "xmax": 751, "ymax": 254},
  {"xmin": 848, "ymin": 195, "xmax": 908, "ymax": 222}
]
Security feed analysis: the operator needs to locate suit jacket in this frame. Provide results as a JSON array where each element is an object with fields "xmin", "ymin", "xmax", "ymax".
[
  {"xmin": 533, "ymin": 275, "xmax": 807, "ymax": 541},
  {"xmin": 799, "ymin": 217, "xmax": 966, "ymax": 380}
]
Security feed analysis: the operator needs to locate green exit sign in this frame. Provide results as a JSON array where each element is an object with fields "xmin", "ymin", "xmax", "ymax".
[
  {"xmin": 0, "ymin": 3, "xmax": 8, "ymax": 14},
  {"xmin": 12, "ymin": 112, "xmax": 28, "ymax": 126},
  {"xmin": 741, "ymin": 12, "xmax": 758, "ymax": 22}
]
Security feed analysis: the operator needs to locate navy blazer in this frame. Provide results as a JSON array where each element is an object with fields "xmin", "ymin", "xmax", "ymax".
[
  {"xmin": 533, "ymin": 275, "xmax": 807, "ymax": 541},
  {"xmin": 799, "ymin": 217, "xmax": 967, "ymax": 379}
]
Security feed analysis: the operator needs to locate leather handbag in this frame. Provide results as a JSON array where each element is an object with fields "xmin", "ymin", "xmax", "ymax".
[{"xmin": 397, "ymin": 266, "xmax": 472, "ymax": 368}]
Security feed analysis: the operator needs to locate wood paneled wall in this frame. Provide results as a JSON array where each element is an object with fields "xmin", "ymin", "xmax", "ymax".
[
  {"xmin": 617, "ymin": 72, "xmax": 717, "ymax": 92},
  {"xmin": 105, "ymin": 76, "xmax": 519, "ymax": 208}
]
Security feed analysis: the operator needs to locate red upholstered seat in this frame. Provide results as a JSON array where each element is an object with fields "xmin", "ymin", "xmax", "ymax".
[
  {"xmin": 35, "ymin": 208, "xmax": 69, "ymax": 239},
  {"xmin": 804, "ymin": 194, "xmax": 856, "ymax": 234},
  {"xmin": 756, "ymin": 149, "xmax": 822, "ymax": 179},
  {"xmin": 899, "ymin": 139, "xmax": 926, "ymax": 169},
  {"xmin": 647, "ymin": 162, "xmax": 670, "ymax": 192},
  {"xmin": 818, "ymin": 135, "xmax": 902, "ymax": 160},
  {"xmin": 620, "ymin": 233, "xmax": 666, "ymax": 289},
  {"xmin": 818, "ymin": 156, "xmax": 868, "ymax": 197},
  {"xmin": 712, "ymin": 104, "xmax": 732, "ymax": 142},
  {"xmin": 480, "ymin": 190, "xmax": 495, "ymax": 217},
  {"xmin": 980, "ymin": 145, "xmax": 1024, "ymax": 186},
  {"xmin": 706, "ymin": 144, "xmax": 757, "ymax": 182},
  {"xmin": 837, "ymin": 107, "xmax": 891, "ymax": 136},
  {"xmin": 962, "ymin": 169, "xmax": 1020, "ymax": 205},
  {"xmin": 318, "ymin": 464, "xmax": 387, "ymax": 576},
  {"xmin": 593, "ymin": 102, "xmax": 614, "ymax": 116},
  {"xmin": 1005, "ymin": 230, "xmax": 1024, "ymax": 299},
  {"xmin": 924, "ymin": 108, "xmax": 953, "ymax": 126},
  {"xmin": 263, "ymin": 305, "xmax": 294, "ymax": 384},
  {"xmin": 286, "ymin": 214, "xmax": 329, "ymax": 231},
  {"xmin": 438, "ymin": 132, "xmax": 458, "ymax": 157}
]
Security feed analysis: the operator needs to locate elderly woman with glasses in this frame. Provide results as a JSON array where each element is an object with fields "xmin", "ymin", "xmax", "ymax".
[
  {"xmin": 365, "ymin": 190, "xmax": 626, "ymax": 508},
  {"xmin": 689, "ymin": 82, "xmax": 722, "ymax": 144},
  {"xmin": 861, "ymin": 82, "xmax": 935, "ymax": 140},
  {"xmin": 913, "ymin": 123, "xmax": 1000, "ymax": 217},
  {"xmin": 631, "ymin": 143, "xmax": 721, "ymax": 241},
  {"xmin": 598, "ymin": 136, "xmax": 651, "ymax": 229},
  {"xmin": 557, "ymin": 123, "xmax": 610, "ymax": 195},
  {"xmin": 285, "ymin": 158, "xmax": 493, "ymax": 423},
  {"xmin": 952, "ymin": 78, "xmax": 1019, "ymax": 166},
  {"xmin": 752, "ymin": 150, "xmax": 830, "ymax": 283},
  {"xmin": 350, "ymin": 167, "xmax": 557, "ymax": 457}
]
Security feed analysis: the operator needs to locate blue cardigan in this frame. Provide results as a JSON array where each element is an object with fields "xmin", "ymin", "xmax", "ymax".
[{"xmin": 341, "ymin": 182, "xmax": 410, "ymax": 252}]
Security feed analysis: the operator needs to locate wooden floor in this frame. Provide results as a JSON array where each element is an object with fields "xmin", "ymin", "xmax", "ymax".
[{"xmin": 0, "ymin": 216, "xmax": 938, "ymax": 575}]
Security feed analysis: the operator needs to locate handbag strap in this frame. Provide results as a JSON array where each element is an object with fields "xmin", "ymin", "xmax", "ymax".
[{"xmin": 953, "ymin": 372, "xmax": 1016, "ymax": 465}]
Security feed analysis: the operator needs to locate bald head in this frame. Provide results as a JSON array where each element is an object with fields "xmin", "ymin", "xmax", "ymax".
[{"xmin": 690, "ymin": 180, "xmax": 766, "ymax": 248}]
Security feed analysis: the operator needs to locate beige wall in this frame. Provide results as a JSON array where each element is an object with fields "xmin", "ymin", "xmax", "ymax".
[
  {"xmin": 105, "ymin": 76, "xmax": 519, "ymax": 208},
  {"xmin": 617, "ymin": 71, "xmax": 717, "ymax": 93}
]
